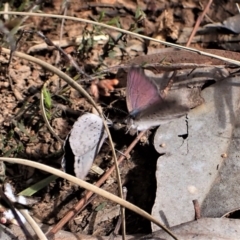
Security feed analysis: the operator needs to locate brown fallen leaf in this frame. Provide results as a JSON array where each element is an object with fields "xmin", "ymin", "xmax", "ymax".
[
  {"xmin": 90, "ymin": 79, "xmax": 119, "ymax": 99},
  {"xmin": 89, "ymin": 80, "xmax": 99, "ymax": 99}
]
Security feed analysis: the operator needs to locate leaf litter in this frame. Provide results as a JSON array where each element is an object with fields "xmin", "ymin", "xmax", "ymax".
[{"xmin": 1, "ymin": 0, "xmax": 240, "ymax": 239}]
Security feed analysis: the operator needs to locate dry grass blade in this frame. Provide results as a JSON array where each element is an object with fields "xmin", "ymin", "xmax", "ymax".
[
  {"xmin": 1, "ymin": 11, "xmax": 240, "ymax": 66},
  {"xmin": 0, "ymin": 47, "xmax": 124, "ymax": 238},
  {"xmin": 0, "ymin": 157, "xmax": 178, "ymax": 240},
  {"xmin": 0, "ymin": 187, "xmax": 33, "ymax": 239},
  {"xmin": 19, "ymin": 209, "xmax": 47, "ymax": 240}
]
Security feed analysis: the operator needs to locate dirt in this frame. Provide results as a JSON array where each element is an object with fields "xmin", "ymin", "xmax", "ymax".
[{"xmin": 0, "ymin": 0, "xmax": 239, "ymax": 238}]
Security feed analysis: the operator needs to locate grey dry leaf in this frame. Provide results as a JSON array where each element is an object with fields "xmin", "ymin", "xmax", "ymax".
[
  {"xmin": 152, "ymin": 75, "xmax": 240, "ymax": 231},
  {"xmin": 145, "ymin": 218, "xmax": 240, "ymax": 239},
  {"xmin": 62, "ymin": 113, "xmax": 108, "ymax": 179},
  {"xmin": 205, "ymin": 14, "xmax": 240, "ymax": 34}
]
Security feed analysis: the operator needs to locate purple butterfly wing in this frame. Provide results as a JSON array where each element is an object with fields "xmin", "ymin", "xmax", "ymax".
[{"xmin": 126, "ymin": 67, "xmax": 163, "ymax": 116}]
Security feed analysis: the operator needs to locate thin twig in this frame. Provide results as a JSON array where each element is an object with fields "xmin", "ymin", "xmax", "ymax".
[
  {"xmin": 56, "ymin": 0, "xmax": 70, "ymax": 65},
  {"xmin": 49, "ymin": 131, "xmax": 147, "ymax": 234},
  {"xmin": 37, "ymin": 31, "xmax": 89, "ymax": 77},
  {"xmin": 192, "ymin": 199, "xmax": 201, "ymax": 220},
  {"xmin": 186, "ymin": 0, "xmax": 213, "ymax": 47}
]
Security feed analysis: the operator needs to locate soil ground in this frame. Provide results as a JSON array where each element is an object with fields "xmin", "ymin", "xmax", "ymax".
[{"xmin": 0, "ymin": 0, "xmax": 239, "ymax": 237}]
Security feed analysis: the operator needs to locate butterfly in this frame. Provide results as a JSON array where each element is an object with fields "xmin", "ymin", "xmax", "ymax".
[{"xmin": 126, "ymin": 66, "xmax": 189, "ymax": 131}]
